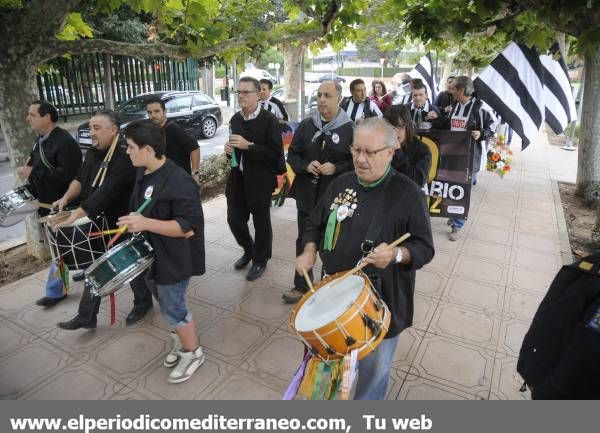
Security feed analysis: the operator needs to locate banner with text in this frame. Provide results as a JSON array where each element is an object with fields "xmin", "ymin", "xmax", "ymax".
[{"xmin": 417, "ymin": 130, "xmax": 474, "ymax": 219}]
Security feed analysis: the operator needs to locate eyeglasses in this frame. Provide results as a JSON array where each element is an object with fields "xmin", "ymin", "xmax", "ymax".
[
  {"xmin": 234, "ymin": 90, "xmax": 258, "ymax": 96},
  {"xmin": 350, "ymin": 146, "xmax": 390, "ymax": 158}
]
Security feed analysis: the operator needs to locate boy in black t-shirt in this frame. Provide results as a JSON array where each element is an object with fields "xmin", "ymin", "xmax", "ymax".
[{"xmin": 119, "ymin": 120, "xmax": 205, "ymax": 384}]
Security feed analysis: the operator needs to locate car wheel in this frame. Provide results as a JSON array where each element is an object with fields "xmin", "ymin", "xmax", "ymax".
[{"xmin": 200, "ymin": 117, "xmax": 217, "ymax": 138}]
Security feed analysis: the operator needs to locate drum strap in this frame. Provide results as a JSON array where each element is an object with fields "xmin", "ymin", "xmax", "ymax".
[{"xmin": 38, "ymin": 138, "xmax": 56, "ymax": 172}]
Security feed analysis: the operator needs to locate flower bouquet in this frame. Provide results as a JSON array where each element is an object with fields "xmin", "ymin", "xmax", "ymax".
[{"xmin": 486, "ymin": 135, "xmax": 513, "ymax": 177}]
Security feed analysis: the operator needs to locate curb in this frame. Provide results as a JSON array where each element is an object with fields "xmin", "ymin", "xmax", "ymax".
[{"xmin": 551, "ymin": 178, "xmax": 573, "ymax": 266}]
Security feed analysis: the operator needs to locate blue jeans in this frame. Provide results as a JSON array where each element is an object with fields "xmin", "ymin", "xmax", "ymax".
[
  {"xmin": 355, "ymin": 335, "xmax": 400, "ymax": 400},
  {"xmin": 147, "ymin": 278, "xmax": 192, "ymax": 328}
]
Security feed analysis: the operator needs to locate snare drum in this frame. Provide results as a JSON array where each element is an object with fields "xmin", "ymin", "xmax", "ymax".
[
  {"xmin": 289, "ymin": 270, "xmax": 391, "ymax": 361},
  {"xmin": 45, "ymin": 215, "xmax": 108, "ymax": 270},
  {"xmin": 85, "ymin": 235, "xmax": 154, "ymax": 297},
  {"xmin": 0, "ymin": 185, "xmax": 37, "ymax": 227}
]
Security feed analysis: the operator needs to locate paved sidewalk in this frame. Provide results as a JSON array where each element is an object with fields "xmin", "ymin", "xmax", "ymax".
[{"xmin": 0, "ymin": 133, "xmax": 577, "ymax": 400}]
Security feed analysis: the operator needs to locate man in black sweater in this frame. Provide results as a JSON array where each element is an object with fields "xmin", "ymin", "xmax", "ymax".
[
  {"xmin": 16, "ymin": 100, "xmax": 82, "ymax": 218},
  {"xmin": 54, "ymin": 111, "xmax": 153, "ymax": 330},
  {"xmin": 225, "ymin": 77, "xmax": 285, "ymax": 281},
  {"xmin": 144, "ymin": 96, "xmax": 200, "ymax": 177},
  {"xmin": 296, "ymin": 118, "xmax": 434, "ymax": 399},
  {"xmin": 283, "ymin": 80, "xmax": 354, "ymax": 303}
]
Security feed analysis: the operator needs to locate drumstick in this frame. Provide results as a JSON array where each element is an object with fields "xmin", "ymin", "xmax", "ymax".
[
  {"xmin": 302, "ymin": 269, "xmax": 314, "ymax": 293},
  {"xmin": 337, "ymin": 233, "xmax": 411, "ymax": 283},
  {"xmin": 27, "ymin": 200, "xmax": 55, "ymax": 210},
  {"xmin": 107, "ymin": 197, "xmax": 153, "ymax": 248}
]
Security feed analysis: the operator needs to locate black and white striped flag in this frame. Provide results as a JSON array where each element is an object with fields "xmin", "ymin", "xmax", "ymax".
[
  {"xmin": 473, "ymin": 42, "xmax": 576, "ymax": 149},
  {"xmin": 410, "ymin": 52, "xmax": 438, "ymax": 103},
  {"xmin": 541, "ymin": 43, "xmax": 577, "ymax": 134}
]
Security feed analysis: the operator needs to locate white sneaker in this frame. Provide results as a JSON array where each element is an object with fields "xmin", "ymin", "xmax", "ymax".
[
  {"xmin": 168, "ymin": 346, "xmax": 205, "ymax": 384},
  {"xmin": 164, "ymin": 331, "xmax": 183, "ymax": 368}
]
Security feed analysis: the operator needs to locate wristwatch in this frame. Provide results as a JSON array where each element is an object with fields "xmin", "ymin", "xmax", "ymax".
[{"xmin": 394, "ymin": 247, "xmax": 403, "ymax": 264}]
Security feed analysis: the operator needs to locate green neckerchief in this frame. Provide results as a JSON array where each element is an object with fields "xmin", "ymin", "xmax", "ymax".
[{"xmin": 357, "ymin": 164, "xmax": 391, "ymax": 188}]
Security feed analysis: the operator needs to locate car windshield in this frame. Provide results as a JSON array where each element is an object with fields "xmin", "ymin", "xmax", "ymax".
[{"xmin": 117, "ymin": 97, "xmax": 147, "ymax": 114}]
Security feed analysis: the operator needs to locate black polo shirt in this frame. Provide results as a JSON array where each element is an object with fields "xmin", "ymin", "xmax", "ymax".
[
  {"xmin": 164, "ymin": 121, "xmax": 198, "ymax": 174},
  {"xmin": 130, "ymin": 159, "xmax": 205, "ymax": 285}
]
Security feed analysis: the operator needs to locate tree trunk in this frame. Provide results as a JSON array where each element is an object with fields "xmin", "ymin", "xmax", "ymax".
[
  {"xmin": 576, "ymin": 46, "xmax": 600, "ymax": 203},
  {"xmin": 0, "ymin": 57, "xmax": 50, "ymax": 258},
  {"xmin": 282, "ymin": 43, "xmax": 305, "ymax": 121},
  {"xmin": 439, "ymin": 49, "xmax": 459, "ymax": 89}
]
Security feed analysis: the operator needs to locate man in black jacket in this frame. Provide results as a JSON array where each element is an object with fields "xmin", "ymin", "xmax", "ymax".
[
  {"xmin": 259, "ymin": 79, "xmax": 288, "ymax": 122},
  {"xmin": 518, "ymin": 252, "xmax": 600, "ymax": 399},
  {"xmin": 282, "ymin": 80, "xmax": 354, "ymax": 303},
  {"xmin": 340, "ymin": 79, "xmax": 383, "ymax": 123},
  {"xmin": 225, "ymin": 77, "xmax": 285, "ymax": 281},
  {"xmin": 54, "ymin": 110, "xmax": 153, "ymax": 330},
  {"xmin": 405, "ymin": 82, "xmax": 444, "ymax": 130},
  {"xmin": 16, "ymin": 100, "xmax": 82, "ymax": 217}
]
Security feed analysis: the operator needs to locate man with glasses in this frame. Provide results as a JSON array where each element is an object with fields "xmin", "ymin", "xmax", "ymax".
[
  {"xmin": 296, "ymin": 118, "xmax": 434, "ymax": 399},
  {"xmin": 225, "ymin": 77, "xmax": 285, "ymax": 281},
  {"xmin": 282, "ymin": 81, "xmax": 354, "ymax": 304}
]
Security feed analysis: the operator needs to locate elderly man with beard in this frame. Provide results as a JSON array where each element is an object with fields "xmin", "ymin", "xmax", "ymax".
[
  {"xmin": 282, "ymin": 80, "xmax": 354, "ymax": 304},
  {"xmin": 296, "ymin": 118, "xmax": 434, "ymax": 399}
]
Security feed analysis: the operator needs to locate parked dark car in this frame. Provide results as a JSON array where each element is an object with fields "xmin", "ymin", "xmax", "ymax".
[
  {"xmin": 318, "ymin": 73, "xmax": 346, "ymax": 83},
  {"xmin": 77, "ymin": 90, "xmax": 222, "ymax": 148}
]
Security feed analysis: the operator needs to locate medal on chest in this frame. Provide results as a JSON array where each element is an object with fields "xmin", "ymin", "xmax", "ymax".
[
  {"xmin": 144, "ymin": 185, "xmax": 154, "ymax": 199},
  {"xmin": 323, "ymin": 188, "xmax": 358, "ymax": 251}
]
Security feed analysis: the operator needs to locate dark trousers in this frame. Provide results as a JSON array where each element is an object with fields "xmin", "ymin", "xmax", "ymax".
[
  {"xmin": 77, "ymin": 273, "xmax": 153, "ymax": 321},
  {"xmin": 293, "ymin": 209, "xmax": 313, "ymax": 292},
  {"xmin": 226, "ymin": 173, "xmax": 273, "ymax": 265}
]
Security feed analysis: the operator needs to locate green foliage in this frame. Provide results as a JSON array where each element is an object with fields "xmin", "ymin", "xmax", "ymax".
[
  {"xmin": 0, "ymin": 0, "xmax": 21, "ymax": 10},
  {"xmin": 56, "ymin": 13, "xmax": 94, "ymax": 41}
]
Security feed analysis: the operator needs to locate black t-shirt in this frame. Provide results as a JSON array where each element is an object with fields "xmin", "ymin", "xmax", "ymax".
[
  {"xmin": 163, "ymin": 122, "xmax": 198, "ymax": 174},
  {"xmin": 27, "ymin": 126, "xmax": 82, "ymax": 216},
  {"xmin": 130, "ymin": 159, "xmax": 205, "ymax": 285}
]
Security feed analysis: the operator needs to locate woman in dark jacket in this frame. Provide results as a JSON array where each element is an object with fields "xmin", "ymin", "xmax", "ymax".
[{"xmin": 384, "ymin": 105, "xmax": 432, "ymax": 187}]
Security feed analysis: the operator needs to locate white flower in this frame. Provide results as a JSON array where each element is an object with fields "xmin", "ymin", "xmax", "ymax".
[{"xmin": 496, "ymin": 161, "xmax": 505, "ymax": 170}]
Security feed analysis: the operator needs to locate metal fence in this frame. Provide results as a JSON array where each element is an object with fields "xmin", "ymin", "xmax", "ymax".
[{"xmin": 36, "ymin": 54, "xmax": 203, "ymax": 118}]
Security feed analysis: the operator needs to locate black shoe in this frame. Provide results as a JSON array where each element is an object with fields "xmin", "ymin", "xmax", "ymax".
[
  {"xmin": 126, "ymin": 304, "xmax": 152, "ymax": 325},
  {"xmin": 282, "ymin": 288, "xmax": 305, "ymax": 304},
  {"xmin": 234, "ymin": 252, "xmax": 252, "ymax": 270},
  {"xmin": 72, "ymin": 271, "xmax": 86, "ymax": 282},
  {"xmin": 36, "ymin": 295, "xmax": 67, "ymax": 307},
  {"xmin": 246, "ymin": 262, "xmax": 267, "ymax": 281},
  {"xmin": 57, "ymin": 315, "xmax": 97, "ymax": 330}
]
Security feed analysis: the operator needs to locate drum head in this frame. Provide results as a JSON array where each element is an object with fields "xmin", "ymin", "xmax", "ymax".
[
  {"xmin": 0, "ymin": 188, "xmax": 37, "ymax": 227},
  {"xmin": 295, "ymin": 275, "xmax": 364, "ymax": 332}
]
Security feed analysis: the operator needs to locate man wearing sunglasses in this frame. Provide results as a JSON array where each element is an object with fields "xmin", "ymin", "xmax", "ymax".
[
  {"xmin": 296, "ymin": 118, "xmax": 434, "ymax": 399},
  {"xmin": 225, "ymin": 77, "xmax": 285, "ymax": 282}
]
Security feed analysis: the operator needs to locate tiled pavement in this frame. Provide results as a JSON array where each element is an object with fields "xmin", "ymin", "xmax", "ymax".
[{"xmin": 0, "ymin": 133, "xmax": 577, "ymax": 400}]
